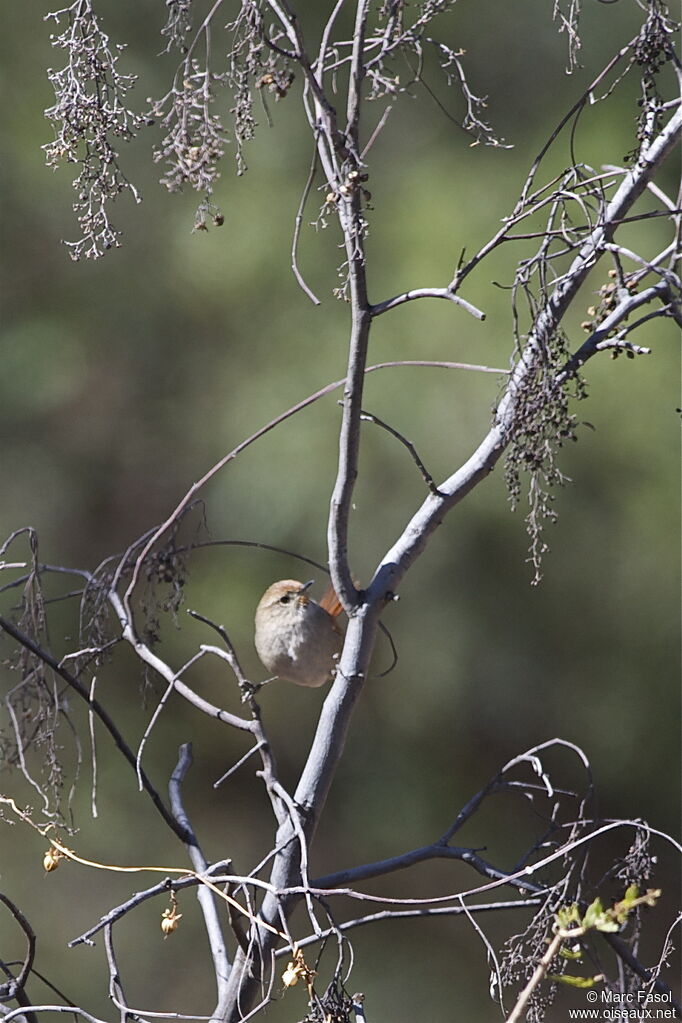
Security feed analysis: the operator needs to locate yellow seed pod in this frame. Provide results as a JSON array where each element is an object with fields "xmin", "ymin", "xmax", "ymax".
[
  {"xmin": 282, "ymin": 962, "xmax": 300, "ymax": 988},
  {"xmin": 43, "ymin": 848, "xmax": 62, "ymax": 872},
  {"xmin": 161, "ymin": 906, "xmax": 182, "ymax": 937}
]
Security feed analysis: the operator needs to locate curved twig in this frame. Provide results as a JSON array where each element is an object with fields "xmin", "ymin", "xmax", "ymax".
[
  {"xmin": 0, "ymin": 895, "xmax": 35, "ymax": 1001},
  {"xmin": 371, "ymin": 287, "xmax": 485, "ymax": 320},
  {"xmin": 359, "ymin": 408, "xmax": 441, "ymax": 495}
]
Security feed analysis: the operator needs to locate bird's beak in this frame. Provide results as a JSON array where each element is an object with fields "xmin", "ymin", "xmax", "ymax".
[{"xmin": 296, "ymin": 579, "xmax": 314, "ymax": 605}]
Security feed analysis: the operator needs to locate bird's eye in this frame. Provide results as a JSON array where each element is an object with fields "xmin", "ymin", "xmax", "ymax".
[{"xmin": 279, "ymin": 593, "xmax": 291, "ymax": 604}]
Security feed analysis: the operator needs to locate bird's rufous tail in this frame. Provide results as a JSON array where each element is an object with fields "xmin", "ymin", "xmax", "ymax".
[{"xmin": 319, "ymin": 582, "xmax": 344, "ymax": 617}]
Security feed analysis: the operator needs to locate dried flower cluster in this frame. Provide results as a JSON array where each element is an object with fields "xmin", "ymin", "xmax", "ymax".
[
  {"xmin": 627, "ymin": 2, "xmax": 679, "ymax": 162},
  {"xmin": 43, "ymin": 1, "xmax": 142, "ymax": 260},
  {"xmin": 503, "ymin": 326, "xmax": 586, "ymax": 585},
  {"xmin": 149, "ymin": 59, "xmax": 230, "ymax": 195},
  {"xmin": 0, "ymin": 530, "xmax": 71, "ymax": 820},
  {"xmin": 342, "ymin": 2, "xmax": 508, "ymax": 147},
  {"xmin": 160, "ymin": 0, "xmax": 194, "ymax": 54},
  {"xmin": 148, "ymin": 0, "xmax": 295, "ymax": 229}
]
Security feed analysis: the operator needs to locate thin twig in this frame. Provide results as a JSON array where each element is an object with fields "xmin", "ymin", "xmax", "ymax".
[
  {"xmin": 458, "ymin": 896, "xmax": 506, "ymax": 1014},
  {"xmin": 214, "ymin": 741, "xmax": 267, "ymax": 788},
  {"xmin": 68, "ymin": 865, "xmax": 234, "ymax": 948},
  {"xmin": 108, "ymin": 592, "xmax": 255, "ymax": 735},
  {"xmin": 186, "ymin": 609, "xmax": 250, "ymax": 687},
  {"xmin": 359, "ymin": 408, "xmax": 441, "ymax": 495},
  {"xmin": 0, "ymin": 895, "xmax": 35, "ymax": 1001},
  {"xmin": 278, "ymin": 899, "xmax": 543, "ymax": 954},
  {"xmin": 87, "ymin": 675, "xmax": 98, "ymax": 819},
  {"xmin": 291, "ymin": 143, "xmax": 321, "ymax": 305},
  {"xmin": 0, "ymin": 615, "xmax": 189, "ymax": 844},
  {"xmin": 360, "ymin": 102, "xmax": 393, "ymax": 159},
  {"xmin": 2, "ymin": 1008, "xmax": 109, "ymax": 1023},
  {"xmin": 136, "ymin": 651, "xmax": 205, "ymax": 788}
]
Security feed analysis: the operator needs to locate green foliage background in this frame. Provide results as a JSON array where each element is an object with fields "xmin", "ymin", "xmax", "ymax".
[{"xmin": 0, "ymin": 2, "xmax": 679, "ymax": 1021}]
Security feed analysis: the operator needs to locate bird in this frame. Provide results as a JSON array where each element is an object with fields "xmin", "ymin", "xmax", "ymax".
[{"xmin": 254, "ymin": 579, "xmax": 343, "ymax": 687}]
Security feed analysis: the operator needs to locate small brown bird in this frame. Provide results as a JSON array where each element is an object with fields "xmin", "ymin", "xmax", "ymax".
[{"xmin": 254, "ymin": 579, "xmax": 343, "ymax": 687}]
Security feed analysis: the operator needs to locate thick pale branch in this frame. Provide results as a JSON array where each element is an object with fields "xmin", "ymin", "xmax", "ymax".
[
  {"xmin": 219, "ymin": 42, "xmax": 682, "ymax": 1023},
  {"xmin": 371, "ymin": 287, "xmax": 485, "ymax": 320},
  {"xmin": 327, "ymin": 271, "xmax": 372, "ymax": 609},
  {"xmin": 556, "ymin": 280, "xmax": 671, "ymax": 383},
  {"xmin": 366, "ymin": 101, "xmax": 682, "ymax": 605},
  {"xmin": 168, "ymin": 745, "xmax": 232, "ymax": 998}
]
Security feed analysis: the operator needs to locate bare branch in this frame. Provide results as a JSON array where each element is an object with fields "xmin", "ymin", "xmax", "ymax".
[
  {"xmin": 367, "ymin": 100, "xmax": 682, "ymax": 606},
  {"xmin": 556, "ymin": 280, "xmax": 671, "ymax": 383},
  {"xmin": 601, "ymin": 929, "xmax": 682, "ymax": 1015},
  {"xmin": 359, "ymin": 409, "xmax": 441, "ymax": 495},
  {"xmin": 282, "ymin": 899, "xmax": 543, "ymax": 954},
  {"xmin": 291, "ymin": 143, "xmax": 321, "ymax": 305},
  {"xmin": 366, "ymin": 359, "xmax": 509, "ymax": 376},
  {"xmin": 186, "ymin": 609, "xmax": 251, "ymax": 690},
  {"xmin": 370, "ymin": 286, "xmax": 486, "ymax": 320},
  {"xmin": 2, "ymin": 1008, "xmax": 109, "ymax": 1023},
  {"xmin": 213, "ymin": 741, "xmax": 267, "ymax": 789},
  {"xmin": 136, "ymin": 650, "xmax": 208, "ymax": 788},
  {"xmin": 0, "ymin": 894, "xmax": 35, "ymax": 1001},
  {"xmin": 168, "ymin": 745, "xmax": 232, "ymax": 1000},
  {"xmin": 108, "ymin": 592, "xmax": 255, "ymax": 735},
  {"xmin": 0, "ymin": 614, "xmax": 189, "ymax": 844},
  {"xmin": 103, "ymin": 924, "xmax": 130, "ymax": 1023},
  {"xmin": 68, "ymin": 865, "xmax": 234, "ymax": 949},
  {"xmin": 312, "ymin": 841, "xmax": 544, "ymax": 898}
]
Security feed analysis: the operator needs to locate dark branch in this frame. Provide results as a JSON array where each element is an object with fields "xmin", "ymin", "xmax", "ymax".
[
  {"xmin": 0, "ymin": 895, "xmax": 35, "ymax": 1007},
  {"xmin": 359, "ymin": 408, "xmax": 442, "ymax": 495},
  {"xmin": 312, "ymin": 842, "xmax": 545, "ymax": 897},
  {"xmin": 0, "ymin": 615, "xmax": 190, "ymax": 845},
  {"xmin": 68, "ymin": 863, "xmax": 233, "ymax": 948}
]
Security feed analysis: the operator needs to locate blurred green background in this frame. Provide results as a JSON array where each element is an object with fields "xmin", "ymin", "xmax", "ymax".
[{"xmin": 0, "ymin": 2, "xmax": 679, "ymax": 1021}]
